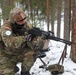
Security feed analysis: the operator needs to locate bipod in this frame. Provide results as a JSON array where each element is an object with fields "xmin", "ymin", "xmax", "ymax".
[
  {"xmin": 33, "ymin": 45, "xmax": 48, "ymax": 69},
  {"xmin": 37, "ymin": 50, "xmax": 48, "ymax": 69},
  {"xmin": 39, "ymin": 57, "xmax": 47, "ymax": 69},
  {"xmin": 47, "ymin": 44, "xmax": 67, "ymax": 75}
]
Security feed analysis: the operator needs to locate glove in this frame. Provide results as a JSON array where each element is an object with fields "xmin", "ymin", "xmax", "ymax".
[{"xmin": 25, "ymin": 34, "xmax": 36, "ymax": 41}]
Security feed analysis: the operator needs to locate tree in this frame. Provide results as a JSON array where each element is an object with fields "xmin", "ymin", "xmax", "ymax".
[
  {"xmin": 0, "ymin": 0, "xmax": 1, "ymax": 27},
  {"xmin": 57, "ymin": 0, "xmax": 62, "ymax": 38},
  {"xmin": 64, "ymin": 0, "xmax": 70, "ymax": 40},
  {"xmin": 46, "ymin": 0, "xmax": 50, "ymax": 31},
  {"xmin": 50, "ymin": 0, "xmax": 58, "ymax": 32},
  {"xmin": 70, "ymin": 0, "xmax": 76, "ymax": 62},
  {"xmin": 0, "ymin": 0, "xmax": 14, "ymax": 21}
]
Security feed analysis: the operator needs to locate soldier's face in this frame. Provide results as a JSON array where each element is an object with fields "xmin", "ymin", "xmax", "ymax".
[
  {"xmin": 16, "ymin": 17, "xmax": 26, "ymax": 25},
  {"xmin": 16, "ymin": 12, "xmax": 26, "ymax": 25}
]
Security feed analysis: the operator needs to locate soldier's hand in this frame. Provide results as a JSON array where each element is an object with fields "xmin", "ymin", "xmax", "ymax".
[{"xmin": 25, "ymin": 34, "xmax": 35, "ymax": 41}]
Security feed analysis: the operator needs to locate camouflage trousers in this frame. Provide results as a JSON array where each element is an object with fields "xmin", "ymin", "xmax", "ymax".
[{"xmin": 0, "ymin": 49, "xmax": 36, "ymax": 75}]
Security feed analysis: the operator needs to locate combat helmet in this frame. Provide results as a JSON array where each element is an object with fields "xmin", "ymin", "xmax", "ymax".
[{"xmin": 9, "ymin": 7, "xmax": 26, "ymax": 24}]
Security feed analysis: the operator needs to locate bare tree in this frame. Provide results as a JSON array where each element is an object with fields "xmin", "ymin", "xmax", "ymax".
[{"xmin": 0, "ymin": 0, "xmax": 1, "ymax": 27}]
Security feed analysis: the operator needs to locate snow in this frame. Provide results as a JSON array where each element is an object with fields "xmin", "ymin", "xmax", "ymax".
[
  {"xmin": 29, "ymin": 41, "xmax": 76, "ymax": 75},
  {"xmin": 16, "ymin": 40, "xmax": 76, "ymax": 75}
]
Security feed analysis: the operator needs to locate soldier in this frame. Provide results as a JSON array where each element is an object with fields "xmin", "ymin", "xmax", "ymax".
[{"xmin": 0, "ymin": 7, "xmax": 49, "ymax": 75}]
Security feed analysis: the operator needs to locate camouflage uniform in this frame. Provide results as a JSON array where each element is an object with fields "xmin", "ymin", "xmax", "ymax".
[{"xmin": 0, "ymin": 8, "xmax": 49, "ymax": 75}]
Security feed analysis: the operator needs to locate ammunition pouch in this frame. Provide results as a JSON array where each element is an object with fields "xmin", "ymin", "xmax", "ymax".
[{"xmin": 48, "ymin": 64, "xmax": 64, "ymax": 75}]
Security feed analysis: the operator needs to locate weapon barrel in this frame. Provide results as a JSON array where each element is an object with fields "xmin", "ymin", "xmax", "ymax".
[{"xmin": 49, "ymin": 36, "xmax": 72, "ymax": 45}]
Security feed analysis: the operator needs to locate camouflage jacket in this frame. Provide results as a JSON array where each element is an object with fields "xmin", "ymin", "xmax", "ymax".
[
  {"xmin": 0, "ymin": 20, "xmax": 49, "ymax": 55},
  {"xmin": 0, "ymin": 20, "xmax": 36, "ymax": 55}
]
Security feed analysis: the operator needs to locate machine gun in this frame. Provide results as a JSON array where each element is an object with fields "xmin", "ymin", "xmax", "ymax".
[
  {"xmin": 27, "ymin": 27, "xmax": 72, "ymax": 45},
  {"xmin": 27, "ymin": 27, "xmax": 74, "ymax": 75}
]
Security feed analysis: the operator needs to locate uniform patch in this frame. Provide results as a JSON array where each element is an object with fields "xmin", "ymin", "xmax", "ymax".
[{"xmin": 5, "ymin": 30, "xmax": 12, "ymax": 36}]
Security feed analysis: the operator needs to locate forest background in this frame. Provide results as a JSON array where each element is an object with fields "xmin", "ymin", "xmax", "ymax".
[{"xmin": 0, "ymin": 0, "xmax": 76, "ymax": 62}]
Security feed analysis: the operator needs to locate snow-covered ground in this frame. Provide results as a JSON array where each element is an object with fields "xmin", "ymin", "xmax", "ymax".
[
  {"xmin": 30, "ymin": 41, "xmax": 76, "ymax": 75},
  {"xmin": 16, "ymin": 40, "xmax": 76, "ymax": 75}
]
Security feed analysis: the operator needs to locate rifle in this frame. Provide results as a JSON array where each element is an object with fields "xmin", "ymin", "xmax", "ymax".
[{"xmin": 27, "ymin": 27, "xmax": 73, "ymax": 45}]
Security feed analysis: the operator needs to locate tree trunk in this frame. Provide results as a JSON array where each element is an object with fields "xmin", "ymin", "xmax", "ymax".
[
  {"xmin": 46, "ymin": 0, "xmax": 50, "ymax": 31},
  {"xmin": 57, "ymin": 0, "xmax": 62, "ymax": 38},
  {"xmin": 70, "ymin": 0, "xmax": 76, "ymax": 62},
  {"xmin": 64, "ymin": 0, "xmax": 70, "ymax": 40},
  {"xmin": 27, "ymin": 0, "xmax": 30, "ymax": 18}
]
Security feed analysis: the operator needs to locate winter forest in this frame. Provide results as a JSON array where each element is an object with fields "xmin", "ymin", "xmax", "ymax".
[{"xmin": 0, "ymin": 0, "xmax": 76, "ymax": 75}]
